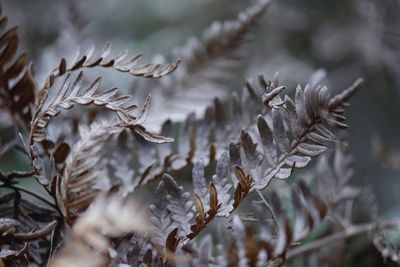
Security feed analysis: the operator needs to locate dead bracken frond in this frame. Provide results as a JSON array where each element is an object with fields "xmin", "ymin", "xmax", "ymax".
[
  {"xmin": 57, "ymin": 118, "xmax": 172, "ymax": 225},
  {"xmin": 125, "ymin": 74, "xmax": 362, "ymax": 191},
  {"xmin": 41, "ymin": 42, "xmax": 180, "ymax": 92}
]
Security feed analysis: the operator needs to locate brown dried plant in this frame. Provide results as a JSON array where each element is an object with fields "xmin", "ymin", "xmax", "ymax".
[{"xmin": 1, "ymin": 1, "xmax": 398, "ymax": 267}]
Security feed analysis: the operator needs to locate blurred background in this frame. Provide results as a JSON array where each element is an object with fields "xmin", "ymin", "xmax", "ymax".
[{"xmin": 2, "ymin": 0, "xmax": 400, "ymax": 221}]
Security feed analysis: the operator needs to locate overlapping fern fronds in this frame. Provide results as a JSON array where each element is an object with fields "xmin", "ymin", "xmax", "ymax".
[{"xmin": 2, "ymin": 1, "xmax": 398, "ymax": 267}]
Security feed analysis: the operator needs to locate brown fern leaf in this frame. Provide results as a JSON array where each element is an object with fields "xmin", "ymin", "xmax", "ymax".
[
  {"xmin": 130, "ymin": 73, "xmax": 362, "ymax": 193},
  {"xmin": 164, "ymin": 183, "xmax": 327, "ymax": 266},
  {"xmin": 56, "ymin": 121, "xmax": 121, "ymax": 224},
  {"xmin": 215, "ymin": 77, "xmax": 361, "ymax": 197},
  {"xmin": 41, "ymin": 42, "xmax": 180, "ymax": 91},
  {"xmin": 150, "ymin": 174, "xmax": 194, "ymax": 250},
  {"xmin": 148, "ymin": 74, "xmax": 361, "ymax": 248},
  {"xmin": 0, "ymin": 7, "xmax": 36, "ymax": 127},
  {"xmin": 29, "ymin": 72, "xmax": 151, "ymax": 145},
  {"xmin": 200, "ymin": 75, "xmax": 361, "ymax": 192},
  {"xmin": 57, "ymin": 119, "xmax": 172, "ymax": 225}
]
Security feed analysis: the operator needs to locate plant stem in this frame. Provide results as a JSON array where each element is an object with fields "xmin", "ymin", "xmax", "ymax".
[
  {"xmin": 7, "ymin": 170, "xmax": 36, "ymax": 179},
  {"xmin": 256, "ymin": 190, "xmax": 277, "ymax": 223},
  {"xmin": 286, "ymin": 219, "xmax": 400, "ymax": 259},
  {"xmin": 2, "ymin": 184, "xmax": 57, "ymax": 209}
]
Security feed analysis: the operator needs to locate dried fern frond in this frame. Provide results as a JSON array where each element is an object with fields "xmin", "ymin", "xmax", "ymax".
[
  {"xmin": 57, "ymin": 119, "xmax": 172, "ymax": 225},
  {"xmin": 27, "ymin": 70, "xmax": 174, "ymax": 222},
  {"xmin": 0, "ymin": 7, "xmax": 36, "ymax": 127},
  {"xmin": 30, "ymin": 72, "xmax": 141, "ymax": 144},
  {"xmin": 124, "ymin": 74, "xmax": 285, "ymax": 189},
  {"xmin": 123, "ymin": 76, "xmax": 363, "ymax": 258},
  {"xmin": 111, "ymin": 232, "xmax": 154, "ymax": 266},
  {"xmin": 50, "ymin": 194, "xmax": 148, "ymax": 267},
  {"xmin": 145, "ymin": 182, "xmax": 326, "ymax": 266},
  {"xmin": 28, "ymin": 72, "xmax": 173, "ymax": 185},
  {"xmin": 145, "ymin": 0, "xmax": 271, "ymax": 127},
  {"xmin": 147, "ymin": 171, "xmax": 327, "ymax": 259},
  {"xmin": 41, "ymin": 42, "xmax": 180, "ymax": 92},
  {"xmin": 150, "ymin": 174, "xmax": 194, "ymax": 250},
  {"xmin": 130, "ymin": 74, "xmax": 362, "ymax": 192},
  {"xmin": 191, "ymin": 77, "xmax": 363, "ymax": 192},
  {"xmin": 144, "ymin": 74, "xmax": 362, "ymax": 257}
]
